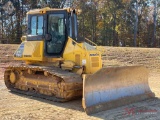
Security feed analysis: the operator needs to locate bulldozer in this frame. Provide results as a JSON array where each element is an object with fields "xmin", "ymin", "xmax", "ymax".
[{"xmin": 4, "ymin": 7, "xmax": 155, "ymax": 114}]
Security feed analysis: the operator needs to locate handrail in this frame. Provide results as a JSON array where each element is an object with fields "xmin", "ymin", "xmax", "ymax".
[
  {"xmin": 85, "ymin": 38, "xmax": 97, "ymax": 49},
  {"xmin": 68, "ymin": 37, "xmax": 85, "ymax": 49},
  {"xmin": 68, "ymin": 37, "xmax": 98, "ymax": 51}
]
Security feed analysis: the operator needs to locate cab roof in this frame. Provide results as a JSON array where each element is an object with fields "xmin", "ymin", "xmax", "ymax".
[{"xmin": 27, "ymin": 7, "xmax": 71, "ymax": 14}]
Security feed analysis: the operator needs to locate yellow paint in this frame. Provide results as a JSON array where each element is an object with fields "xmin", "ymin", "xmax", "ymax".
[
  {"xmin": 14, "ymin": 7, "xmax": 102, "ymax": 74},
  {"xmin": 63, "ymin": 37, "xmax": 102, "ymax": 74},
  {"xmin": 10, "ymin": 72, "xmax": 16, "ymax": 84},
  {"xmin": 27, "ymin": 7, "xmax": 81, "ymax": 15},
  {"xmin": 14, "ymin": 37, "xmax": 102, "ymax": 74},
  {"xmin": 21, "ymin": 36, "xmax": 26, "ymax": 42},
  {"xmin": 14, "ymin": 41, "xmax": 44, "ymax": 61}
]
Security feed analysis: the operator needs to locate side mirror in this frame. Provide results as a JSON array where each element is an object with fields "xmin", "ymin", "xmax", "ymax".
[{"xmin": 45, "ymin": 34, "xmax": 52, "ymax": 41}]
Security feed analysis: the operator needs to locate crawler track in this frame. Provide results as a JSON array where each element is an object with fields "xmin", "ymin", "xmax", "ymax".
[{"xmin": 4, "ymin": 65, "xmax": 83, "ymax": 102}]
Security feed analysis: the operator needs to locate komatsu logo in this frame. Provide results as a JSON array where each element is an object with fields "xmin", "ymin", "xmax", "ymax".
[
  {"xmin": 24, "ymin": 55, "xmax": 32, "ymax": 57},
  {"xmin": 90, "ymin": 53, "xmax": 99, "ymax": 56}
]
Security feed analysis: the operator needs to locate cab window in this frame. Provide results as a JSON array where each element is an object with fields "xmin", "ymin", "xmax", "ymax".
[{"xmin": 30, "ymin": 16, "xmax": 44, "ymax": 35}]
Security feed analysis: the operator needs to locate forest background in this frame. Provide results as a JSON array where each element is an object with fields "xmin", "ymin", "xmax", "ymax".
[{"xmin": 0, "ymin": 0, "xmax": 160, "ymax": 47}]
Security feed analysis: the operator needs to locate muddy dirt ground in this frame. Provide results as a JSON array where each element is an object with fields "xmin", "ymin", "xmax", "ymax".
[{"xmin": 0, "ymin": 45, "xmax": 160, "ymax": 120}]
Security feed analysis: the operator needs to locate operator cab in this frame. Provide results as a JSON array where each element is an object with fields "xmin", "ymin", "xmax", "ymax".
[{"xmin": 26, "ymin": 8, "xmax": 78, "ymax": 57}]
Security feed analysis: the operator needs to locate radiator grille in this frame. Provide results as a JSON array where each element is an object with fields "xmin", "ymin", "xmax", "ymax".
[
  {"xmin": 75, "ymin": 54, "xmax": 80, "ymax": 65},
  {"xmin": 91, "ymin": 57, "xmax": 99, "ymax": 62},
  {"xmin": 91, "ymin": 57, "xmax": 99, "ymax": 67},
  {"xmin": 92, "ymin": 62, "xmax": 99, "ymax": 67}
]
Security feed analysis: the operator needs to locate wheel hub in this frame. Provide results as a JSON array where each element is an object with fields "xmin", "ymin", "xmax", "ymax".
[{"xmin": 10, "ymin": 72, "xmax": 16, "ymax": 84}]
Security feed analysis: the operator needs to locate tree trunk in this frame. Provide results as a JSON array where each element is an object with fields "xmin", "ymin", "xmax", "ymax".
[
  {"xmin": 152, "ymin": 0, "xmax": 157, "ymax": 47},
  {"xmin": 0, "ymin": 9, "xmax": 3, "ymax": 39},
  {"xmin": 112, "ymin": 13, "xmax": 116, "ymax": 46},
  {"xmin": 134, "ymin": 0, "xmax": 138, "ymax": 47},
  {"xmin": 15, "ymin": 0, "xmax": 21, "ymax": 43}
]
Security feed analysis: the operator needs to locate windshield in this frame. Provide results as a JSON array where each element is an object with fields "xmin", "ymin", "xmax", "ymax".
[{"xmin": 48, "ymin": 14, "xmax": 65, "ymax": 36}]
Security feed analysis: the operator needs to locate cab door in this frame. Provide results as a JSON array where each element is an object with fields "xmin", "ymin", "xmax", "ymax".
[{"xmin": 45, "ymin": 13, "xmax": 66, "ymax": 57}]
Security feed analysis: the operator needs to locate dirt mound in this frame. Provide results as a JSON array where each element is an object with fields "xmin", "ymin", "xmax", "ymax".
[
  {"xmin": 0, "ymin": 44, "xmax": 18, "ymax": 63},
  {"xmin": 98, "ymin": 46, "xmax": 160, "ymax": 72},
  {"xmin": 0, "ymin": 44, "xmax": 23, "ymax": 79}
]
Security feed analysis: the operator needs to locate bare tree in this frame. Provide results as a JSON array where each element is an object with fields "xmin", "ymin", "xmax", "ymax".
[
  {"xmin": 133, "ymin": 0, "xmax": 139, "ymax": 47},
  {"xmin": 152, "ymin": 0, "xmax": 157, "ymax": 47}
]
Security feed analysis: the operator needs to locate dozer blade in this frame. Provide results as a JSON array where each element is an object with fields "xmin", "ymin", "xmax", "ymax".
[{"xmin": 82, "ymin": 66, "xmax": 155, "ymax": 114}]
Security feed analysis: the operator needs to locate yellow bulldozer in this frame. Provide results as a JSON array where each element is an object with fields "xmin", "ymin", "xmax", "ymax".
[{"xmin": 4, "ymin": 7, "xmax": 154, "ymax": 114}]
